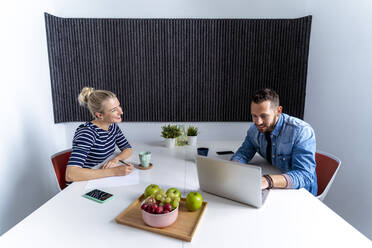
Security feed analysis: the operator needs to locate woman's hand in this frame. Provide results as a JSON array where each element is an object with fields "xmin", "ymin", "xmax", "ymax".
[
  {"xmin": 101, "ymin": 158, "xmax": 120, "ymax": 169},
  {"xmin": 113, "ymin": 163, "xmax": 134, "ymax": 176}
]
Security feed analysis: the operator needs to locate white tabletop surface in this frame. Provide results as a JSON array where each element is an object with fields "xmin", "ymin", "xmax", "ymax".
[{"xmin": 1, "ymin": 141, "xmax": 371, "ymax": 247}]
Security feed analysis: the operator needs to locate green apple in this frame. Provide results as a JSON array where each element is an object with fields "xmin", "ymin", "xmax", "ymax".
[
  {"xmin": 186, "ymin": 192, "xmax": 203, "ymax": 211},
  {"xmin": 144, "ymin": 184, "xmax": 160, "ymax": 198},
  {"xmin": 167, "ymin": 192, "xmax": 176, "ymax": 199},
  {"xmin": 166, "ymin": 187, "xmax": 181, "ymax": 199}
]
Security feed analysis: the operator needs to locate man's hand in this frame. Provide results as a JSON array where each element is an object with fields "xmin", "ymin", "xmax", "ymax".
[
  {"xmin": 113, "ymin": 163, "xmax": 134, "ymax": 176},
  {"xmin": 261, "ymin": 176, "xmax": 269, "ymax": 189}
]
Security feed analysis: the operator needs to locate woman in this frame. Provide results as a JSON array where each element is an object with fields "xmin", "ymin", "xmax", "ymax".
[{"xmin": 65, "ymin": 87, "xmax": 134, "ymax": 183}]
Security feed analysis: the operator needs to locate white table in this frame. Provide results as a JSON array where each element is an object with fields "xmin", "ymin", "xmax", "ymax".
[{"xmin": 1, "ymin": 141, "xmax": 371, "ymax": 248}]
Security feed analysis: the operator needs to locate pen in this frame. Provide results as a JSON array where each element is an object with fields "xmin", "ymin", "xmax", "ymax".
[{"xmin": 119, "ymin": 160, "xmax": 130, "ymax": 166}]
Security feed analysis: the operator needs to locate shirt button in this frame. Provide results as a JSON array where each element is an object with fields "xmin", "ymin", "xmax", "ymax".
[
  {"xmin": 283, "ymin": 158, "xmax": 286, "ymax": 161},
  {"xmin": 273, "ymin": 143, "xmax": 275, "ymax": 146}
]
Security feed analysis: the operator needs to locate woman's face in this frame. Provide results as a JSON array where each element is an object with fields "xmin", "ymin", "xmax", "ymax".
[{"xmin": 97, "ymin": 97, "xmax": 123, "ymax": 123}]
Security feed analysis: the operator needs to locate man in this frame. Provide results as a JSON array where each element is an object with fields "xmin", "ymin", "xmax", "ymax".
[{"xmin": 231, "ymin": 88, "xmax": 317, "ymax": 196}]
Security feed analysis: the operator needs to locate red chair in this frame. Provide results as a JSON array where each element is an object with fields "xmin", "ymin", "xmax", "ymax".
[
  {"xmin": 315, "ymin": 151, "xmax": 341, "ymax": 201},
  {"xmin": 51, "ymin": 149, "xmax": 72, "ymax": 191}
]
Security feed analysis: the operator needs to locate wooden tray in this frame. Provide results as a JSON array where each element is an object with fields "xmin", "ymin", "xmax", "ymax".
[{"xmin": 115, "ymin": 194, "xmax": 207, "ymax": 242}]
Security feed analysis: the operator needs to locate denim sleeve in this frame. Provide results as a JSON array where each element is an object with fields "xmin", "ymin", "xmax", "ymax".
[
  {"xmin": 286, "ymin": 125, "xmax": 316, "ymax": 189},
  {"xmin": 231, "ymin": 130, "xmax": 256, "ymax": 164}
]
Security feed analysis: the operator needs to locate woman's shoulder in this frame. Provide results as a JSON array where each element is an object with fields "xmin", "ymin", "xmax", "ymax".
[
  {"xmin": 75, "ymin": 122, "xmax": 99, "ymax": 136},
  {"xmin": 110, "ymin": 123, "xmax": 122, "ymax": 132}
]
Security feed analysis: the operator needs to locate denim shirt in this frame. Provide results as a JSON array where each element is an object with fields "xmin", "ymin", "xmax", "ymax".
[{"xmin": 232, "ymin": 113, "xmax": 317, "ymax": 196}]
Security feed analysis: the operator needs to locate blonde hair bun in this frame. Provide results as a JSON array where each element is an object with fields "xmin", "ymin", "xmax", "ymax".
[
  {"xmin": 78, "ymin": 87, "xmax": 95, "ymax": 106},
  {"xmin": 77, "ymin": 87, "xmax": 117, "ymax": 118}
]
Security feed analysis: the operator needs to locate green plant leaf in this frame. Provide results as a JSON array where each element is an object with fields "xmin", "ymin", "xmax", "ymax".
[
  {"xmin": 161, "ymin": 124, "xmax": 182, "ymax": 138},
  {"xmin": 187, "ymin": 126, "xmax": 198, "ymax": 136}
]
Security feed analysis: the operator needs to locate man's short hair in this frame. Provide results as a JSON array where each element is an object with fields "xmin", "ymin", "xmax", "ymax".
[{"xmin": 252, "ymin": 88, "xmax": 280, "ymax": 107}]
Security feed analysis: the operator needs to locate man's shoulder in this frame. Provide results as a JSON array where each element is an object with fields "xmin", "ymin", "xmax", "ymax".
[
  {"xmin": 282, "ymin": 114, "xmax": 312, "ymax": 131},
  {"xmin": 280, "ymin": 114, "xmax": 315, "ymax": 143}
]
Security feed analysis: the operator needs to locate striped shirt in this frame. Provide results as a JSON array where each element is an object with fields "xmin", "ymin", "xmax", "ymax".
[{"xmin": 67, "ymin": 122, "xmax": 131, "ymax": 169}]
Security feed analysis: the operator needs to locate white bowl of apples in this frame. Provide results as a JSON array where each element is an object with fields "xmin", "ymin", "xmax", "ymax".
[{"xmin": 141, "ymin": 186, "xmax": 181, "ymax": 228}]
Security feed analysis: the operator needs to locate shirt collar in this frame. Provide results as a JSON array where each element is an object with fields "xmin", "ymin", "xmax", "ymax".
[{"xmin": 271, "ymin": 113, "xmax": 284, "ymax": 137}]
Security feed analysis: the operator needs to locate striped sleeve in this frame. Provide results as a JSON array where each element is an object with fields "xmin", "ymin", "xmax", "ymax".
[
  {"xmin": 115, "ymin": 125, "xmax": 131, "ymax": 151},
  {"xmin": 67, "ymin": 128, "xmax": 96, "ymax": 168}
]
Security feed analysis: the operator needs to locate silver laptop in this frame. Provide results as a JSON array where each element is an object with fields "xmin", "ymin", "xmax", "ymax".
[{"xmin": 196, "ymin": 155, "xmax": 269, "ymax": 208}]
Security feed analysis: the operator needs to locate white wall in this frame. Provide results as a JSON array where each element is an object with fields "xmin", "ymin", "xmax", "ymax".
[
  {"xmin": 305, "ymin": 0, "xmax": 372, "ymax": 239},
  {"xmin": 52, "ymin": 0, "xmax": 306, "ymax": 18},
  {"xmin": 1, "ymin": 0, "xmax": 371, "ymax": 241},
  {"xmin": 0, "ymin": 0, "xmax": 68, "ymax": 235}
]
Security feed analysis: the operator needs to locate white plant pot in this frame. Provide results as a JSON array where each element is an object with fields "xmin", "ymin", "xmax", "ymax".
[
  {"xmin": 165, "ymin": 138, "xmax": 176, "ymax": 148},
  {"xmin": 187, "ymin": 136, "xmax": 197, "ymax": 146}
]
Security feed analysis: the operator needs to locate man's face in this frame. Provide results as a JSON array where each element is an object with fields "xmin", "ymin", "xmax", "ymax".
[{"xmin": 251, "ymin": 100, "xmax": 282, "ymax": 133}]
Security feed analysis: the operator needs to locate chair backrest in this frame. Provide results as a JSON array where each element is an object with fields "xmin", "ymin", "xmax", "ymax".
[
  {"xmin": 51, "ymin": 149, "xmax": 72, "ymax": 191},
  {"xmin": 315, "ymin": 151, "xmax": 341, "ymax": 201}
]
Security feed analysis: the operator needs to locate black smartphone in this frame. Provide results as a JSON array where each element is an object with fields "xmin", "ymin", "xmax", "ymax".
[
  {"xmin": 216, "ymin": 151, "xmax": 234, "ymax": 155},
  {"xmin": 83, "ymin": 189, "xmax": 114, "ymax": 203}
]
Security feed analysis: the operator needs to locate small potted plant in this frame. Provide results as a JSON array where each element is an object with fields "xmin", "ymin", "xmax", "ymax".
[
  {"xmin": 187, "ymin": 126, "xmax": 198, "ymax": 146},
  {"xmin": 161, "ymin": 124, "xmax": 182, "ymax": 148}
]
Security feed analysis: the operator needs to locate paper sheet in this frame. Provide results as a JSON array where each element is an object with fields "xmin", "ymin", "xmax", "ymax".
[{"xmin": 85, "ymin": 169, "xmax": 139, "ymax": 190}]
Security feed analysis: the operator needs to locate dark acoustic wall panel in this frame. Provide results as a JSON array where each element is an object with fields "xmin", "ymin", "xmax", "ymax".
[{"xmin": 45, "ymin": 13, "xmax": 312, "ymax": 123}]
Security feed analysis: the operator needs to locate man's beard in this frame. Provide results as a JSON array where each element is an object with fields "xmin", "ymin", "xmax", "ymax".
[
  {"xmin": 267, "ymin": 116, "xmax": 278, "ymax": 132},
  {"xmin": 257, "ymin": 116, "xmax": 278, "ymax": 133}
]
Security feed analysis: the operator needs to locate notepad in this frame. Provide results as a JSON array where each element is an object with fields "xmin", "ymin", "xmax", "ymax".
[{"xmin": 85, "ymin": 169, "xmax": 140, "ymax": 190}]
